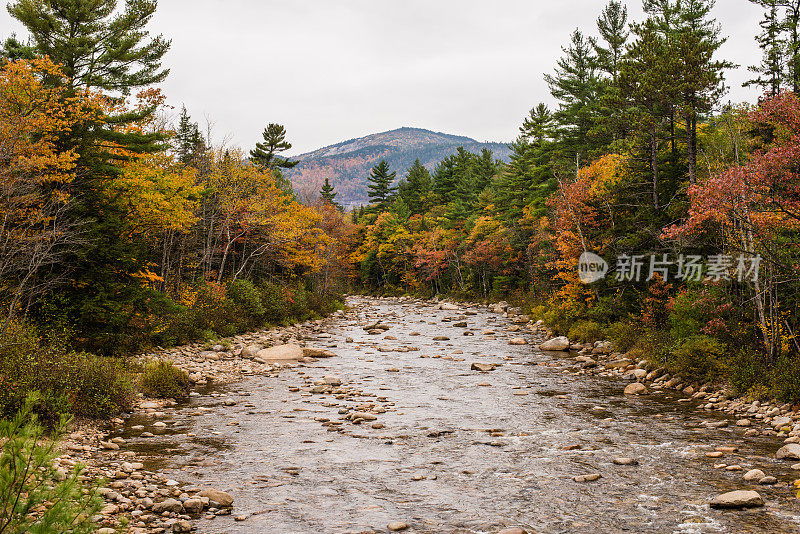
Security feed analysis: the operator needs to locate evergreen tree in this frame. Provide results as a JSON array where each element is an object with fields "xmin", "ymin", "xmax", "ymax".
[
  {"xmin": 8, "ymin": 0, "xmax": 170, "ymax": 93},
  {"xmin": 495, "ymin": 104, "xmax": 556, "ymax": 226},
  {"xmin": 250, "ymin": 123, "xmax": 297, "ymax": 192},
  {"xmin": 320, "ymin": 177, "xmax": 342, "ymax": 210},
  {"xmin": 175, "ymin": 106, "xmax": 207, "ymax": 168},
  {"xmin": 367, "ymin": 160, "xmax": 397, "ymax": 209},
  {"xmin": 746, "ymin": 0, "xmax": 786, "ymax": 96},
  {"xmin": 592, "ymin": 1, "xmax": 630, "ymax": 145},
  {"xmin": 250, "ymin": 123, "xmax": 298, "ymax": 170},
  {"xmin": 8, "ymin": 0, "xmax": 173, "ymax": 350},
  {"xmin": 544, "ymin": 29, "xmax": 602, "ymax": 167},
  {"xmin": 620, "ymin": 12, "xmax": 682, "ymax": 210},
  {"xmin": 398, "ymin": 159, "xmax": 432, "ymax": 215},
  {"xmin": 594, "ymin": 1, "xmax": 629, "ymax": 82},
  {"xmin": 674, "ymin": 0, "xmax": 733, "ymax": 184},
  {"xmin": 0, "ymin": 34, "xmax": 36, "ymax": 60},
  {"xmin": 783, "ymin": 0, "xmax": 800, "ymax": 92}
]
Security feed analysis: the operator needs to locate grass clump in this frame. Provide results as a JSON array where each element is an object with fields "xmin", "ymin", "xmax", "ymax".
[{"xmin": 139, "ymin": 361, "xmax": 190, "ymax": 399}]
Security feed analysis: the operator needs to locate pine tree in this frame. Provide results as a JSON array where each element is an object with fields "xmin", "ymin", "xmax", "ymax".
[
  {"xmin": 746, "ymin": 0, "xmax": 786, "ymax": 96},
  {"xmin": 398, "ymin": 159, "xmax": 432, "ymax": 215},
  {"xmin": 8, "ymin": 0, "xmax": 170, "ymax": 93},
  {"xmin": 320, "ymin": 177, "xmax": 342, "ymax": 210},
  {"xmin": 783, "ymin": 0, "xmax": 800, "ymax": 92},
  {"xmin": 250, "ymin": 124, "xmax": 298, "ymax": 170},
  {"xmin": 367, "ymin": 160, "xmax": 397, "ymax": 209},
  {"xmin": 175, "ymin": 106, "xmax": 207, "ymax": 168},
  {"xmin": 8, "ymin": 0, "xmax": 173, "ymax": 347},
  {"xmin": 620, "ymin": 13, "xmax": 682, "ymax": 209},
  {"xmin": 594, "ymin": 1, "xmax": 629, "ymax": 82},
  {"xmin": 250, "ymin": 123, "xmax": 297, "ymax": 193},
  {"xmin": 544, "ymin": 29, "xmax": 602, "ymax": 167},
  {"xmin": 592, "ymin": 1, "xmax": 630, "ymax": 145},
  {"xmin": 674, "ymin": 0, "xmax": 733, "ymax": 184}
]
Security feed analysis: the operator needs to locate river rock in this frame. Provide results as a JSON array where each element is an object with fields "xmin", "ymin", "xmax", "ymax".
[
  {"xmin": 573, "ymin": 473, "xmax": 602, "ymax": 482},
  {"xmin": 776, "ymin": 443, "xmax": 800, "ymax": 460},
  {"xmin": 709, "ymin": 490, "xmax": 764, "ymax": 509},
  {"xmin": 471, "ymin": 362, "xmax": 498, "ymax": 372},
  {"xmin": 183, "ymin": 498, "xmax": 205, "ymax": 514},
  {"xmin": 613, "ymin": 457, "xmax": 639, "ymax": 465},
  {"xmin": 388, "ymin": 522, "xmax": 409, "ymax": 531},
  {"xmin": 539, "ymin": 337, "xmax": 570, "ymax": 351},
  {"xmin": 743, "ymin": 469, "xmax": 766, "ymax": 482},
  {"xmin": 303, "ymin": 347, "xmax": 336, "ymax": 358},
  {"xmin": 624, "ymin": 383, "xmax": 648, "ymax": 395},
  {"xmin": 199, "ymin": 488, "xmax": 234, "ymax": 507},
  {"xmin": 255, "ymin": 344, "xmax": 303, "ymax": 361},
  {"xmin": 509, "ymin": 337, "xmax": 527, "ymax": 346},
  {"xmin": 439, "ymin": 303, "xmax": 459, "ymax": 311},
  {"xmin": 152, "ymin": 498, "xmax": 183, "ymax": 514},
  {"xmin": 497, "ymin": 529, "xmax": 527, "ymax": 534},
  {"xmin": 773, "ymin": 416, "xmax": 793, "ymax": 429},
  {"xmin": 240, "ymin": 344, "xmax": 261, "ymax": 359},
  {"xmin": 172, "ymin": 520, "xmax": 193, "ymax": 533}
]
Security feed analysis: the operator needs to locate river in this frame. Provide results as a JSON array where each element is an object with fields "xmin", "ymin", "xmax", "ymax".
[{"xmin": 116, "ymin": 296, "xmax": 800, "ymax": 533}]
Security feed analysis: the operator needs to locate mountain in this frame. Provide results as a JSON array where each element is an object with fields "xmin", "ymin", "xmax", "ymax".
[{"xmin": 285, "ymin": 127, "xmax": 512, "ymax": 208}]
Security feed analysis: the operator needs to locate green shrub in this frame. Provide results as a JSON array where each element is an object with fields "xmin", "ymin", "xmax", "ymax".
[
  {"xmin": 606, "ymin": 321, "xmax": 641, "ymax": 353},
  {"xmin": 668, "ymin": 335, "xmax": 726, "ymax": 382},
  {"xmin": 771, "ymin": 354, "xmax": 800, "ymax": 402},
  {"xmin": 0, "ymin": 322, "xmax": 134, "ymax": 423},
  {"xmin": 0, "ymin": 394, "xmax": 103, "ymax": 533},
  {"xmin": 259, "ymin": 281, "xmax": 289, "ymax": 324},
  {"xmin": 139, "ymin": 361, "xmax": 190, "ymax": 399},
  {"xmin": 628, "ymin": 329, "xmax": 673, "ymax": 366},
  {"xmin": 228, "ymin": 279, "xmax": 265, "ymax": 328},
  {"xmin": 728, "ymin": 350, "xmax": 770, "ymax": 398},
  {"xmin": 567, "ymin": 320, "xmax": 604, "ymax": 343}
]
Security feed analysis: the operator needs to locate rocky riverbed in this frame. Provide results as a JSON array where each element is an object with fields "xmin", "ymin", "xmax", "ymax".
[{"xmin": 61, "ymin": 296, "xmax": 800, "ymax": 533}]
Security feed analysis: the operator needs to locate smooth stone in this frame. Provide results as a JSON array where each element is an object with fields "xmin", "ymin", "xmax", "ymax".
[
  {"xmin": 710, "ymin": 490, "xmax": 764, "ymax": 509},
  {"xmin": 255, "ymin": 344, "xmax": 303, "ymax": 361},
  {"xmin": 539, "ymin": 336, "xmax": 570, "ymax": 351},
  {"xmin": 387, "ymin": 522, "xmax": 409, "ymax": 531},
  {"xmin": 573, "ymin": 473, "xmax": 601, "ymax": 482},
  {"xmin": 199, "ymin": 488, "xmax": 234, "ymax": 507},
  {"xmin": 624, "ymin": 383, "xmax": 648, "ymax": 395},
  {"xmin": 777, "ymin": 443, "xmax": 800, "ymax": 460},
  {"xmin": 743, "ymin": 469, "xmax": 766, "ymax": 482}
]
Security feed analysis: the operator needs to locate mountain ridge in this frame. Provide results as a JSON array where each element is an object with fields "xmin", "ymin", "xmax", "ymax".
[{"xmin": 286, "ymin": 127, "xmax": 512, "ymax": 208}]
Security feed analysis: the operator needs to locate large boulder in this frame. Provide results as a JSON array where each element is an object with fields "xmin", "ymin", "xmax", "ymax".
[
  {"xmin": 709, "ymin": 490, "xmax": 764, "ymax": 509},
  {"xmin": 776, "ymin": 443, "xmax": 800, "ymax": 460},
  {"xmin": 255, "ymin": 344, "xmax": 303, "ymax": 361},
  {"xmin": 199, "ymin": 488, "xmax": 234, "ymax": 507},
  {"xmin": 539, "ymin": 336, "xmax": 570, "ymax": 352}
]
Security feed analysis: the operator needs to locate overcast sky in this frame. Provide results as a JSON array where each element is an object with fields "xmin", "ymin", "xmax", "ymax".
[{"xmin": 1, "ymin": 0, "xmax": 765, "ymax": 154}]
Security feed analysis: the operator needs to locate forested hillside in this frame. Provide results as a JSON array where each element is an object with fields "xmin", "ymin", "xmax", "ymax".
[{"xmin": 286, "ymin": 127, "xmax": 512, "ymax": 208}]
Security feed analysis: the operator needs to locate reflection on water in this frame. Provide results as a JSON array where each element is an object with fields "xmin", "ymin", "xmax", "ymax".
[{"xmin": 112, "ymin": 298, "xmax": 800, "ymax": 533}]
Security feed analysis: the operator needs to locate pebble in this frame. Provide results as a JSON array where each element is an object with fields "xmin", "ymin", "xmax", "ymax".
[{"xmin": 387, "ymin": 522, "xmax": 409, "ymax": 531}]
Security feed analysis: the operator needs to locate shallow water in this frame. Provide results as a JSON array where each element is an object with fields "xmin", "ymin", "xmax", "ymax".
[{"xmin": 116, "ymin": 297, "xmax": 800, "ymax": 533}]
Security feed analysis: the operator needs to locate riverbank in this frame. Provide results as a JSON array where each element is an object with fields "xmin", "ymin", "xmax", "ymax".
[{"xmin": 65, "ymin": 296, "xmax": 800, "ymax": 533}]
